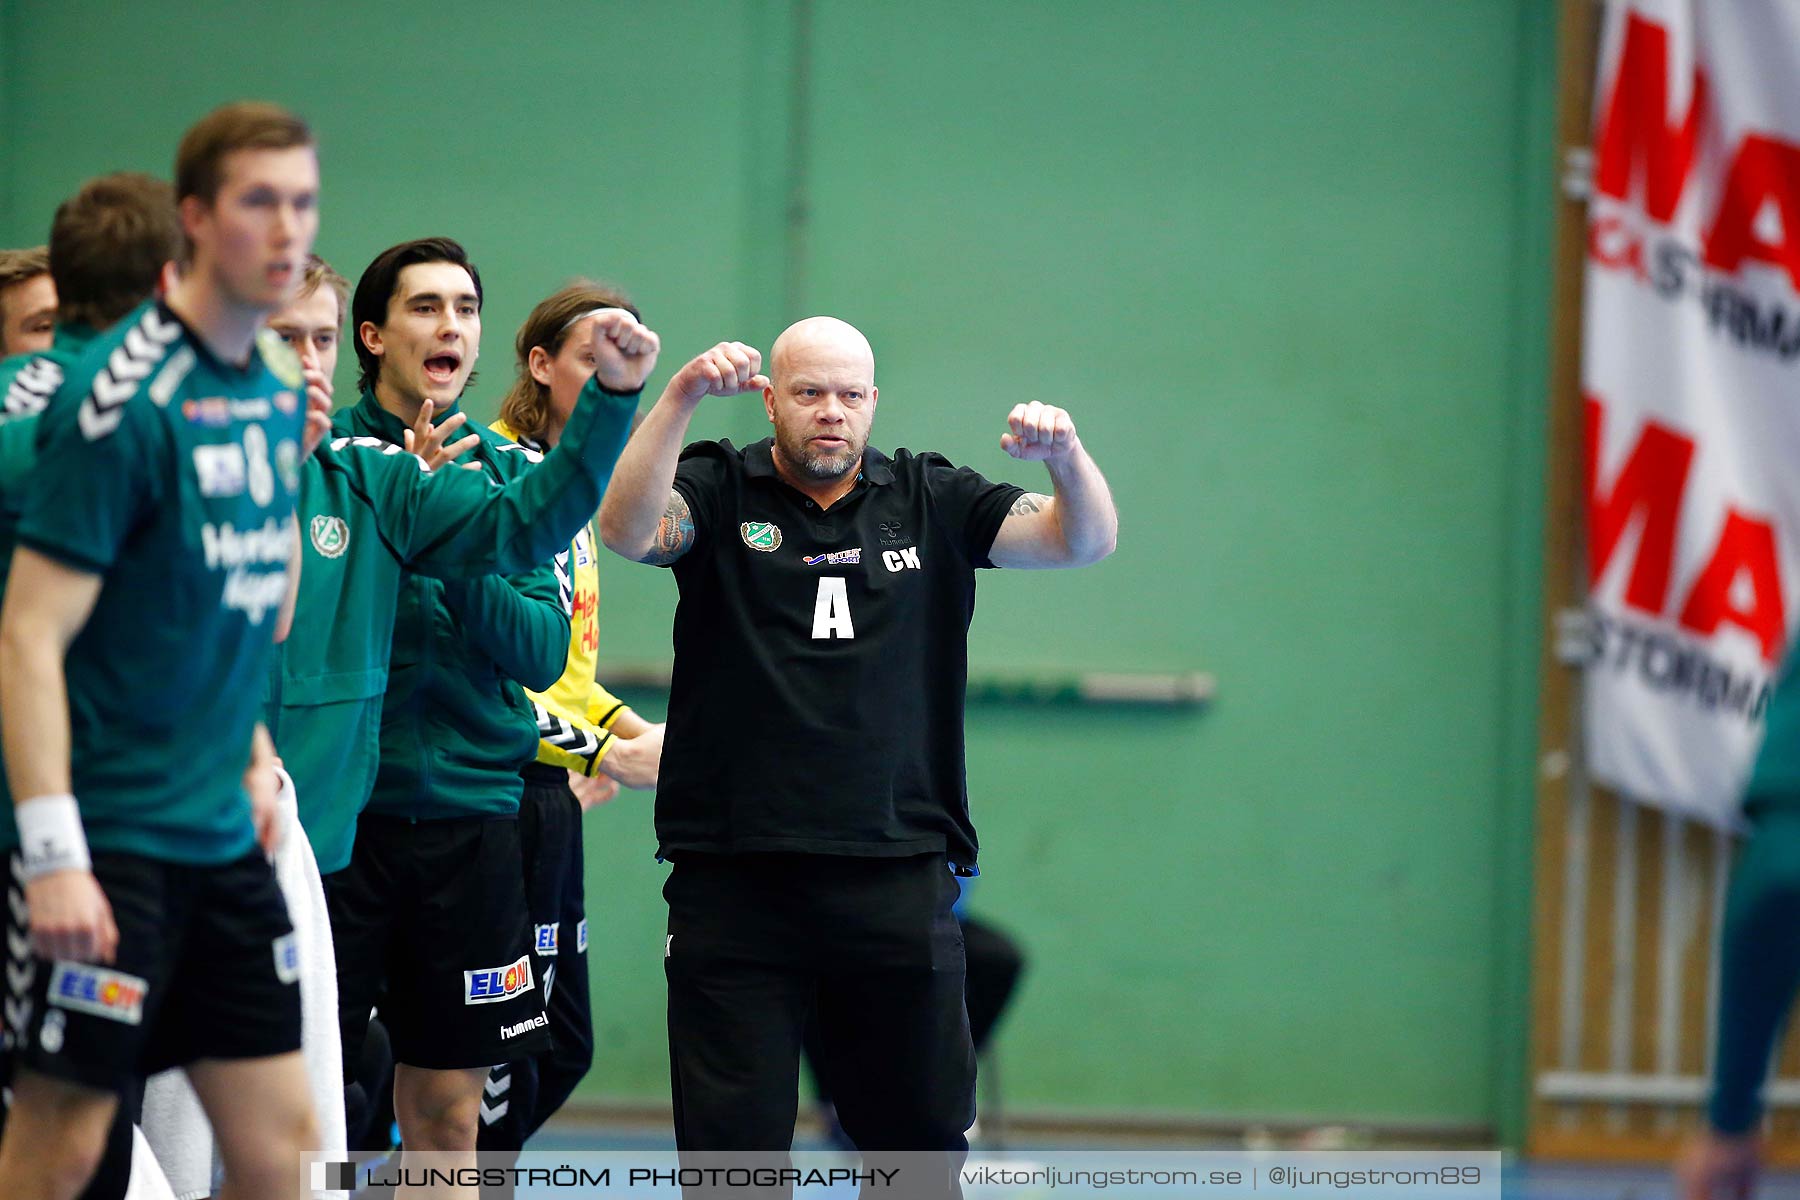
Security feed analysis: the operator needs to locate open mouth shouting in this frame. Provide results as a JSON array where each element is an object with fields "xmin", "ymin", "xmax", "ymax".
[{"xmin": 422, "ymin": 349, "xmax": 463, "ymax": 388}]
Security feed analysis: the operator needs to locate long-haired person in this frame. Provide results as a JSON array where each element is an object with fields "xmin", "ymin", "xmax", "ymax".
[{"xmin": 481, "ymin": 282, "xmax": 664, "ymax": 1173}]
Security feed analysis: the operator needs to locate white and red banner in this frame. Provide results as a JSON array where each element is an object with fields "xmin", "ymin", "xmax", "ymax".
[{"xmin": 1582, "ymin": 1, "xmax": 1800, "ymax": 827}]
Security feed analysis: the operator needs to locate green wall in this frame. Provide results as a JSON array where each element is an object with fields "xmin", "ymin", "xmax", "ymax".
[{"xmin": 0, "ymin": 0, "xmax": 1556, "ymax": 1139}]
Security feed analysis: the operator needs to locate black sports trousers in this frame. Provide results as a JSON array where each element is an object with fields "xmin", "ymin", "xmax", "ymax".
[
  {"xmin": 479, "ymin": 767, "xmax": 595, "ymax": 1197},
  {"xmin": 663, "ymin": 851, "xmax": 975, "ymax": 1157}
]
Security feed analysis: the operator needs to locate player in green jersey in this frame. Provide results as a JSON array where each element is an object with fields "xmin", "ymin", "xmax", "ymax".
[
  {"xmin": 0, "ymin": 170, "xmax": 191, "ymax": 1200},
  {"xmin": 326, "ymin": 239, "xmax": 656, "ymax": 1172},
  {"xmin": 0, "ymin": 103, "xmax": 321, "ymax": 1200}
]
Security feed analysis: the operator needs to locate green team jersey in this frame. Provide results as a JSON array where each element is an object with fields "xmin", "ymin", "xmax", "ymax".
[
  {"xmin": 2, "ymin": 299, "xmax": 304, "ymax": 864},
  {"xmin": 269, "ymin": 377, "xmax": 638, "ymax": 872},
  {"xmin": 1745, "ymin": 651, "xmax": 1800, "ymax": 806},
  {"xmin": 0, "ymin": 323, "xmax": 101, "ymax": 594},
  {"xmin": 331, "ymin": 390, "xmax": 572, "ymax": 824}
]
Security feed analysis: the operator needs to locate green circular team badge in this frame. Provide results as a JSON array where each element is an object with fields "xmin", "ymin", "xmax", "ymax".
[
  {"xmin": 310, "ymin": 514, "xmax": 350, "ymax": 559},
  {"xmin": 740, "ymin": 521, "xmax": 783, "ymax": 552}
]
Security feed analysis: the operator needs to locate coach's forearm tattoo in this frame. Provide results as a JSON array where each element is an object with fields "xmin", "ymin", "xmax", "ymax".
[
  {"xmin": 638, "ymin": 490, "xmax": 697, "ymax": 564},
  {"xmin": 1009, "ymin": 492, "xmax": 1049, "ymax": 516}
]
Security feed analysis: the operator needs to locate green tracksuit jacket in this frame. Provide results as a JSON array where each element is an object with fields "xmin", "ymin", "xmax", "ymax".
[{"xmin": 297, "ymin": 384, "xmax": 630, "ymax": 861}]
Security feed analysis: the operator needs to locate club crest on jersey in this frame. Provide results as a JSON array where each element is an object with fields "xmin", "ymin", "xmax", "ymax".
[
  {"xmin": 48, "ymin": 962, "xmax": 147, "ymax": 1026},
  {"xmin": 465, "ymin": 955, "xmax": 535, "ymax": 1005},
  {"xmin": 740, "ymin": 521, "xmax": 782, "ymax": 552},
  {"xmin": 534, "ymin": 923, "xmax": 559, "ymax": 957},
  {"xmin": 310, "ymin": 515, "xmax": 349, "ymax": 559},
  {"xmin": 803, "ymin": 548, "xmax": 862, "ymax": 566},
  {"xmin": 577, "ymin": 919, "xmax": 588, "ymax": 953}
]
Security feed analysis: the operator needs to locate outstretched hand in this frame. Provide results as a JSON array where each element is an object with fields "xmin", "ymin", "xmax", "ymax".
[
  {"xmin": 299, "ymin": 367, "xmax": 334, "ymax": 462},
  {"xmin": 403, "ymin": 399, "xmax": 483, "ymax": 472}
]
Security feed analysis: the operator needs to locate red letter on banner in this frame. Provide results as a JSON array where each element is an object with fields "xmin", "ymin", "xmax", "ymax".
[
  {"xmin": 1595, "ymin": 12, "xmax": 1707, "ymax": 222},
  {"xmin": 1703, "ymin": 135, "xmax": 1800, "ymax": 289},
  {"xmin": 1586, "ymin": 394, "xmax": 1696, "ymax": 614},
  {"xmin": 1678, "ymin": 510, "xmax": 1787, "ymax": 662}
]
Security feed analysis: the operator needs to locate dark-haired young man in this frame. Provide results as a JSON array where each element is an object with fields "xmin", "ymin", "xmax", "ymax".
[
  {"xmin": 0, "ymin": 102, "xmax": 321, "ymax": 1200},
  {"xmin": 0, "ymin": 248, "xmax": 54, "ymax": 358},
  {"xmin": 325, "ymin": 238, "xmax": 658, "ymax": 1168}
]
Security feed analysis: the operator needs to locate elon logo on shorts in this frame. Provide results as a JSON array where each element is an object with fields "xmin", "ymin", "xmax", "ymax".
[
  {"xmin": 48, "ymin": 962, "xmax": 147, "ymax": 1026},
  {"xmin": 464, "ymin": 955, "xmax": 535, "ymax": 1005}
]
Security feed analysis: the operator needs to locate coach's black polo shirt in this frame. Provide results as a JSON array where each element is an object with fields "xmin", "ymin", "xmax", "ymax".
[{"xmin": 657, "ymin": 436, "xmax": 1023, "ymax": 867}]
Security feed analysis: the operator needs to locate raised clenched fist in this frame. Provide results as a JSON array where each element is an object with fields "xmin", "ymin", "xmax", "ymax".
[
  {"xmin": 582, "ymin": 308, "xmax": 661, "ymax": 393},
  {"xmin": 1001, "ymin": 401, "xmax": 1080, "ymax": 462},
  {"xmin": 670, "ymin": 342, "xmax": 769, "ymax": 407}
]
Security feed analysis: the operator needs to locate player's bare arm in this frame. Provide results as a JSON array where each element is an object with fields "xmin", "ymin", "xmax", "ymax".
[
  {"xmin": 988, "ymin": 400, "xmax": 1118, "ymax": 570},
  {"xmin": 636, "ymin": 491, "xmax": 696, "ymax": 565},
  {"xmin": 598, "ymin": 341, "xmax": 766, "ymax": 563},
  {"xmin": 244, "ymin": 723, "xmax": 281, "ymax": 856},
  {"xmin": 0, "ymin": 547, "xmax": 117, "ymax": 963}
]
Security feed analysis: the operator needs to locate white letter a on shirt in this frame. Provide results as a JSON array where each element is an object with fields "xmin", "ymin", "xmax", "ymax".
[{"xmin": 811, "ymin": 577, "xmax": 855, "ymax": 639}]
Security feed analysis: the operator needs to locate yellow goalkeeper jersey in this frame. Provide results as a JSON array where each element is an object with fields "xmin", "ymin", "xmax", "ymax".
[{"xmin": 493, "ymin": 417, "xmax": 632, "ymax": 774}]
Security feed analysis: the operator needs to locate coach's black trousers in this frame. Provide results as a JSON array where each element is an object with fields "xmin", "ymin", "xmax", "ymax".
[{"xmin": 664, "ymin": 850, "xmax": 975, "ymax": 1171}]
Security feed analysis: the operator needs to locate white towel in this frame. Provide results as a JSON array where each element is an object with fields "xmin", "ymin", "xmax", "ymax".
[
  {"xmin": 139, "ymin": 768, "xmax": 346, "ymax": 1198},
  {"xmin": 124, "ymin": 1125, "xmax": 177, "ymax": 1200},
  {"xmin": 137, "ymin": 1072, "xmax": 208, "ymax": 1200}
]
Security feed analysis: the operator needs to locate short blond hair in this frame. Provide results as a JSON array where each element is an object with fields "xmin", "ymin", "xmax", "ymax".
[
  {"xmin": 300, "ymin": 254, "xmax": 349, "ymax": 320},
  {"xmin": 0, "ymin": 246, "xmax": 49, "ymax": 293}
]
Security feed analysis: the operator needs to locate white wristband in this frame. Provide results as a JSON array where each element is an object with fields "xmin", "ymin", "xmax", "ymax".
[{"xmin": 16, "ymin": 793, "xmax": 91, "ymax": 880}]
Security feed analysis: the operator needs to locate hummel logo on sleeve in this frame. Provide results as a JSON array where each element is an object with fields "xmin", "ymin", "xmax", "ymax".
[
  {"xmin": 329, "ymin": 435, "xmax": 430, "ymax": 471},
  {"xmin": 3, "ymin": 358, "xmax": 61, "ymax": 419},
  {"xmin": 495, "ymin": 442, "xmax": 545, "ymax": 464},
  {"xmin": 79, "ymin": 309, "xmax": 181, "ymax": 441},
  {"xmin": 553, "ymin": 548, "xmax": 574, "ymax": 615},
  {"xmin": 535, "ymin": 703, "xmax": 601, "ymax": 756}
]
